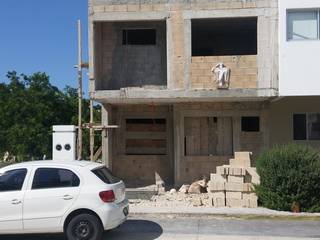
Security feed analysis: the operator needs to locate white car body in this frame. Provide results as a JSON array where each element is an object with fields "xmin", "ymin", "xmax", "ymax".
[{"xmin": 0, "ymin": 160, "xmax": 129, "ymax": 235}]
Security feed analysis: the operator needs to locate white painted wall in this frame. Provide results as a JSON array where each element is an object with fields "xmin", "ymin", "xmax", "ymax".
[{"xmin": 279, "ymin": 0, "xmax": 320, "ymax": 96}]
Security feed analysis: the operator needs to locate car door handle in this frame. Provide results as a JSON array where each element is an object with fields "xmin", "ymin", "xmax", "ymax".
[
  {"xmin": 11, "ymin": 199, "xmax": 22, "ymax": 205},
  {"xmin": 62, "ymin": 195, "xmax": 73, "ymax": 200}
]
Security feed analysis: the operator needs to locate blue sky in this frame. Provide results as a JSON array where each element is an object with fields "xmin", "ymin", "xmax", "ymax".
[{"xmin": 0, "ymin": 0, "xmax": 89, "ymax": 94}]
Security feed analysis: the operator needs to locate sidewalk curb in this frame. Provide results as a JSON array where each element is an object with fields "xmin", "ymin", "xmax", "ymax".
[{"xmin": 129, "ymin": 211, "xmax": 320, "ymax": 220}]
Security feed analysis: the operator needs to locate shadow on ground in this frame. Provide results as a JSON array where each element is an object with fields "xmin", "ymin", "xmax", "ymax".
[{"xmin": 0, "ymin": 220, "xmax": 163, "ymax": 240}]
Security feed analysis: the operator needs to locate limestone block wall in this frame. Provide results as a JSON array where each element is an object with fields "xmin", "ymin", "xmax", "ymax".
[
  {"xmin": 89, "ymin": 0, "xmax": 279, "ymax": 93},
  {"xmin": 190, "ymin": 56, "xmax": 258, "ymax": 89},
  {"xmin": 94, "ymin": 21, "xmax": 167, "ymax": 90},
  {"xmin": 109, "ymin": 105, "xmax": 174, "ymax": 187},
  {"xmin": 174, "ymin": 102, "xmax": 269, "ymax": 185}
]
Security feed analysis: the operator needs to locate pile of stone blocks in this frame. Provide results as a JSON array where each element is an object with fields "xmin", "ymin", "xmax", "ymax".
[{"xmin": 208, "ymin": 152, "xmax": 260, "ymax": 208}]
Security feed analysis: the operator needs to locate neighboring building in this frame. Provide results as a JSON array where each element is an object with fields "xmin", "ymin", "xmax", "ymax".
[{"xmin": 88, "ymin": 0, "xmax": 320, "ymax": 187}]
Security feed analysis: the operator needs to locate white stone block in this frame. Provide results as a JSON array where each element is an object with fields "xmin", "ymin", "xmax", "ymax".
[
  {"xmin": 210, "ymin": 173, "xmax": 226, "ymax": 182},
  {"xmin": 246, "ymin": 167, "xmax": 260, "ymax": 185},
  {"xmin": 227, "ymin": 175, "xmax": 244, "ymax": 183},
  {"xmin": 208, "ymin": 181, "xmax": 225, "ymax": 191},
  {"xmin": 226, "ymin": 198, "xmax": 246, "ymax": 208},
  {"xmin": 226, "ymin": 191, "xmax": 242, "ymax": 200}
]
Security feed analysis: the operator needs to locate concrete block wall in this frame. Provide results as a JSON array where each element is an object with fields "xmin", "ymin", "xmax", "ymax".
[
  {"xmin": 89, "ymin": 0, "xmax": 278, "ymax": 94},
  {"xmin": 190, "ymin": 56, "xmax": 258, "ymax": 89},
  {"xmin": 94, "ymin": 21, "xmax": 167, "ymax": 90},
  {"xmin": 174, "ymin": 102, "xmax": 269, "ymax": 185}
]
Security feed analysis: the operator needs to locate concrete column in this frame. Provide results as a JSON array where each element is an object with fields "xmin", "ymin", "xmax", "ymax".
[
  {"xmin": 102, "ymin": 104, "xmax": 113, "ymax": 170},
  {"xmin": 184, "ymin": 18, "xmax": 191, "ymax": 90},
  {"xmin": 173, "ymin": 104, "xmax": 182, "ymax": 186},
  {"xmin": 166, "ymin": 16, "xmax": 173, "ymax": 89}
]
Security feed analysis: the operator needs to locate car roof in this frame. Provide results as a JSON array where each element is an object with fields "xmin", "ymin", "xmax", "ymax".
[{"xmin": 1, "ymin": 160, "xmax": 103, "ymax": 170}]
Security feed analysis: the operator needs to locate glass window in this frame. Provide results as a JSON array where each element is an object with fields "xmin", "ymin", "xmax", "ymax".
[
  {"xmin": 293, "ymin": 113, "xmax": 320, "ymax": 140},
  {"xmin": 293, "ymin": 114, "xmax": 307, "ymax": 140},
  {"xmin": 32, "ymin": 168, "xmax": 80, "ymax": 190},
  {"xmin": 241, "ymin": 117, "xmax": 260, "ymax": 132},
  {"xmin": 92, "ymin": 167, "xmax": 120, "ymax": 184},
  {"xmin": 287, "ymin": 10, "xmax": 319, "ymax": 40},
  {"xmin": 308, "ymin": 113, "xmax": 320, "ymax": 140},
  {"xmin": 0, "ymin": 169, "xmax": 27, "ymax": 192}
]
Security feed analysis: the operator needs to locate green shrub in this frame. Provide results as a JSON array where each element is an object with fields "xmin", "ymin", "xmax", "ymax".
[{"xmin": 255, "ymin": 144, "xmax": 320, "ymax": 212}]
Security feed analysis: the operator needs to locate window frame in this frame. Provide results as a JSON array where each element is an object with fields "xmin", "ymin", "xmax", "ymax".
[
  {"xmin": 293, "ymin": 113, "xmax": 320, "ymax": 141},
  {"xmin": 31, "ymin": 167, "xmax": 81, "ymax": 190},
  {"xmin": 287, "ymin": 9, "xmax": 320, "ymax": 41},
  {"xmin": 241, "ymin": 116, "xmax": 260, "ymax": 133},
  {"xmin": 0, "ymin": 168, "xmax": 28, "ymax": 193}
]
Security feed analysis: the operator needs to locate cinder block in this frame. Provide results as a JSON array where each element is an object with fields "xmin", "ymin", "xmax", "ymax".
[
  {"xmin": 212, "ymin": 191, "xmax": 225, "ymax": 199},
  {"xmin": 208, "ymin": 181, "xmax": 225, "ymax": 191},
  {"xmin": 210, "ymin": 173, "xmax": 226, "ymax": 182},
  {"xmin": 226, "ymin": 198, "xmax": 246, "ymax": 208},
  {"xmin": 246, "ymin": 167, "xmax": 260, "ymax": 185},
  {"xmin": 243, "ymin": 193, "xmax": 258, "ymax": 208},
  {"xmin": 226, "ymin": 191, "xmax": 242, "ymax": 200},
  {"xmin": 228, "ymin": 167, "xmax": 246, "ymax": 176},
  {"xmin": 230, "ymin": 152, "xmax": 252, "ymax": 168},
  {"xmin": 209, "ymin": 191, "xmax": 226, "ymax": 207},
  {"xmin": 225, "ymin": 182, "xmax": 253, "ymax": 192},
  {"xmin": 216, "ymin": 165, "xmax": 230, "ymax": 175},
  {"xmin": 214, "ymin": 198, "xmax": 226, "ymax": 207},
  {"xmin": 227, "ymin": 175, "xmax": 244, "ymax": 183}
]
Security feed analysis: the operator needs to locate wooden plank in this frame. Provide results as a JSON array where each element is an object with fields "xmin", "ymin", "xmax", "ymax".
[
  {"xmin": 126, "ymin": 123, "xmax": 166, "ymax": 132},
  {"xmin": 126, "ymin": 132, "xmax": 167, "ymax": 139},
  {"xmin": 200, "ymin": 117, "xmax": 209, "ymax": 155},
  {"xmin": 125, "ymin": 147, "xmax": 167, "ymax": 155},
  {"xmin": 217, "ymin": 117, "xmax": 233, "ymax": 155},
  {"xmin": 208, "ymin": 117, "xmax": 218, "ymax": 155},
  {"xmin": 126, "ymin": 139, "xmax": 166, "ymax": 148}
]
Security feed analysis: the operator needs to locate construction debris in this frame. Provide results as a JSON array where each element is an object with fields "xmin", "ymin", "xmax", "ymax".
[
  {"xmin": 208, "ymin": 152, "xmax": 260, "ymax": 208},
  {"xmin": 188, "ymin": 178, "xmax": 208, "ymax": 194},
  {"xmin": 178, "ymin": 184, "xmax": 190, "ymax": 194}
]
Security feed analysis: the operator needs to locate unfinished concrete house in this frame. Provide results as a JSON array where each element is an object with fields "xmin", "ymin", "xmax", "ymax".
[{"xmin": 88, "ymin": 0, "xmax": 320, "ymax": 187}]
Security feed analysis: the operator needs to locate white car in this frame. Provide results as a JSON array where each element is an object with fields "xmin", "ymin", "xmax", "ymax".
[{"xmin": 0, "ymin": 160, "xmax": 129, "ymax": 240}]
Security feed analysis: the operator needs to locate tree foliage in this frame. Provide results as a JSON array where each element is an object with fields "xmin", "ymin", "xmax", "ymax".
[
  {"xmin": 255, "ymin": 144, "xmax": 320, "ymax": 212},
  {"xmin": 0, "ymin": 71, "xmax": 101, "ymax": 161}
]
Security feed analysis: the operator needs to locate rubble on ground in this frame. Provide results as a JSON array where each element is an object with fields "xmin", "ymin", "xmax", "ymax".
[
  {"xmin": 130, "ymin": 152, "xmax": 260, "ymax": 209},
  {"xmin": 129, "ymin": 191, "xmax": 210, "ymax": 208}
]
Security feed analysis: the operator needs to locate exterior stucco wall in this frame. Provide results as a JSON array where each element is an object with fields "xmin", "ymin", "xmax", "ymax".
[
  {"xmin": 279, "ymin": 0, "xmax": 320, "ymax": 96},
  {"xmin": 269, "ymin": 97, "xmax": 320, "ymax": 148}
]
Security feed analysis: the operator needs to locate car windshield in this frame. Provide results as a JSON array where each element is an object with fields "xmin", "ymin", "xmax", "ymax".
[{"xmin": 92, "ymin": 167, "xmax": 120, "ymax": 184}]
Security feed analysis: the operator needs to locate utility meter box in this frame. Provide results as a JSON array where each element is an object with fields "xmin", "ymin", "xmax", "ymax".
[{"xmin": 52, "ymin": 125, "xmax": 76, "ymax": 161}]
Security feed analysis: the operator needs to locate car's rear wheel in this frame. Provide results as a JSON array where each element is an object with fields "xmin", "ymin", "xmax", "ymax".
[{"xmin": 66, "ymin": 213, "xmax": 103, "ymax": 240}]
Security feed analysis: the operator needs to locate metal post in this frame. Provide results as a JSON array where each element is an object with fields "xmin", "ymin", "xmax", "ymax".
[
  {"xmin": 90, "ymin": 99, "xmax": 94, "ymax": 161},
  {"xmin": 77, "ymin": 19, "xmax": 83, "ymax": 160}
]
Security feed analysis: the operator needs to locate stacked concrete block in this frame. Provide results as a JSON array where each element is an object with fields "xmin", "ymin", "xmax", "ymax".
[{"xmin": 208, "ymin": 152, "xmax": 259, "ymax": 208}]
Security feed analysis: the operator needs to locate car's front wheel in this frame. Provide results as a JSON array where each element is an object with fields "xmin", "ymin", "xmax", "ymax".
[{"xmin": 66, "ymin": 213, "xmax": 103, "ymax": 240}]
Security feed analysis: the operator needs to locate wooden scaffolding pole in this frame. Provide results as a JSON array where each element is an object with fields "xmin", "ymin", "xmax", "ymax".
[{"xmin": 77, "ymin": 19, "xmax": 83, "ymax": 160}]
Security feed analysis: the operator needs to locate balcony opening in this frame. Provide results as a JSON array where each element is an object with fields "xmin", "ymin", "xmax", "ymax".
[{"xmin": 192, "ymin": 17, "xmax": 257, "ymax": 56}]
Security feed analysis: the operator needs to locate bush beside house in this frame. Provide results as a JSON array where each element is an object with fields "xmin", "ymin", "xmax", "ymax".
[{"xmin": 255, "ymin": 144, "xmax": 320, "ymax": 212}]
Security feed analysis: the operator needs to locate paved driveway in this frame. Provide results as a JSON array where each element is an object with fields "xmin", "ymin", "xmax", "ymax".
[{"xmin": 2, "ymin": 216, "xmax": 320, "ymax": 240}]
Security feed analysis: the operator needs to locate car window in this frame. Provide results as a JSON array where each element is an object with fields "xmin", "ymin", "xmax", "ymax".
[
  {"xmin": 92, "ymin": 167, "xmax": 120, "ymax": 184},
  {"xmin": 0, "ymin": 168, "xmax": 27, "ymax": 192},
  {"xmin": 32, "ymin": 168, "xmax": 80, "ymax": 190}
]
